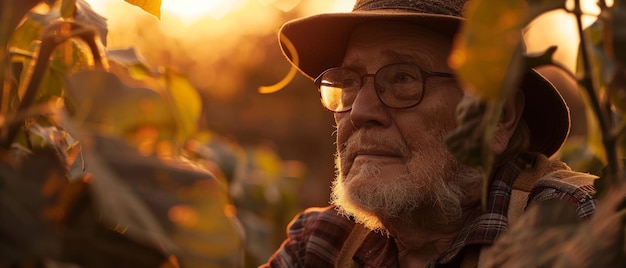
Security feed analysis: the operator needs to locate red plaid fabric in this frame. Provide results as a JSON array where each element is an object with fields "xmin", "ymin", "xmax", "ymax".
[{"xmin": 262, "ymin": 153, "xmax": 597, "ymax": 267}]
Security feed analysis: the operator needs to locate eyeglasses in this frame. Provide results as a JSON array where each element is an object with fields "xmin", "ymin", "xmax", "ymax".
[{"xmin": 314, "ymin": 63, "xmax": 455, "ymax": 112}]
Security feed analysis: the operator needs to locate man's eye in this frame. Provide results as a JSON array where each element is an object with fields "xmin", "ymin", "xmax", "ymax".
[{"xmin": 391, "ymin": 72, "xmax": 417, "ymax": 83}]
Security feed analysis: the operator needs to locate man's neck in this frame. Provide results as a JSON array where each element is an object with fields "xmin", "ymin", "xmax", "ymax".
[{"xmin": 383, "ymin": 206, "xmax": 482, "ymax": 267}]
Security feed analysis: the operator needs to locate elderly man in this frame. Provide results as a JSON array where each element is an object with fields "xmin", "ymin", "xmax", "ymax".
[{"xmin": 263, "ymin": 0, "xmax": 597, "ymax": 267}]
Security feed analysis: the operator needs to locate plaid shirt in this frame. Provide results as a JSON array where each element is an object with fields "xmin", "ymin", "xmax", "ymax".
[{"xmin": 262, "ymin": 153, "xmax": 597, "ymax": 267}]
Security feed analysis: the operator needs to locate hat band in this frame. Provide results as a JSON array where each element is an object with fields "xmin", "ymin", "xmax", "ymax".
[{"xmin": 353, "ymin": 0, "xmax": 465, "ymax": 16}]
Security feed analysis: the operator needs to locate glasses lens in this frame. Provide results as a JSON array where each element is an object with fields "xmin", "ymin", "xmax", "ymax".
[
  {"xmin": 318, "ymin": 69, "xmax": 360, "ymax": 112},
  {"xmin": 377, "ymin": 64, "xmax": 424, "ymax": 108}
]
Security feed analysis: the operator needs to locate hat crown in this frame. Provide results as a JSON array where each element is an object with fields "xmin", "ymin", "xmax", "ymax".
[{"xmin": 353, "ymin": 0, "xmax": 467, "ymax": 16}]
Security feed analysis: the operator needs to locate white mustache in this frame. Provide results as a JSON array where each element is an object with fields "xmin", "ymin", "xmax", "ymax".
[{"xmin": 341, "ymin": 129, "xmax": 411, "ymax": 161}]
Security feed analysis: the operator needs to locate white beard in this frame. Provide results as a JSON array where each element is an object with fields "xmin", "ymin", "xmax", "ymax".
[{"xmin": 330, "ymin": 129, "xmax": 482, "ymax": 232}]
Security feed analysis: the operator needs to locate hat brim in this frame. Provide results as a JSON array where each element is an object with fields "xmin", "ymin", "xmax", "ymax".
[
  {"xmin": 279, "ymin": 11, "xmax": 461, "ymax": 80},
  {"xmin": 520, "ymin": 70, "xmax": 570, "ymax": 157},
  {"xmin": 278, "ymin": 12, "xmax": 570, "ymax": 157}
]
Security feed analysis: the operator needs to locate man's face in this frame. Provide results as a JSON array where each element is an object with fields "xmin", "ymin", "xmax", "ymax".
[{"xmin": 330, "ymin": 21, "xmax": 482, "ymax": 231}]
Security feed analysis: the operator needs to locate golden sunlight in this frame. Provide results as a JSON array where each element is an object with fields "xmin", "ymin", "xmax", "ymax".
[
  {"xmin": 524, "ymin": 0, "xmax": 614, "ymax": 73},
  {"xmin": 161, "ymin": 0, "xmax": 245, "ymax": 24}
]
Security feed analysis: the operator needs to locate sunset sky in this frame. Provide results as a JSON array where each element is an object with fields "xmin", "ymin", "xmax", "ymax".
[
  {"xmin": 85, "ymin": 0, "xmax": 354, "ymax": 26},
  {"xmin": 82, "ymin": 0, "xmax": 607, "ymax": 74}
]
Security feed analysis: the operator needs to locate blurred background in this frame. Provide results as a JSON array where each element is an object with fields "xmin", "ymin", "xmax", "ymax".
[
  {"xmin": 78, "ymin": 1, "xmax": 353, "ymax": 266},
  {"xmin": 80, "ymin": 0, "xmax": 603, "ymax": 206},
  {"xmin": 75, "ymin": 0, "xmax": 604, "ymax": 266},
  {"xmin": 84, "ymin": 0, "xmax": 355, "ymax": 209}
]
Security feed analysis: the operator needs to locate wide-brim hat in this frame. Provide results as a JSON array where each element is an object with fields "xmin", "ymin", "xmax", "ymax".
[{"xmin": 278, "ymin": 0, "xmax": 570, "ymax": 157}]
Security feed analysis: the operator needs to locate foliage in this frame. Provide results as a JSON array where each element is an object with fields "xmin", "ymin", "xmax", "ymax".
[
  {"xmin": 0, "ymin": 0, "xmax": 258, "ymax": 267},
  {"xmin": 125, "ymin": 0, "xmax": 162, "ymax": 19},
  {"xmin": 447, "ymin": 0, "xmax": 626, "ymax": 265}
]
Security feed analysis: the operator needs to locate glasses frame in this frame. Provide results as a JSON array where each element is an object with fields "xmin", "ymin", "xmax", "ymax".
[{"xmin": 314, "ymin": 62, "xmax": 455, "ymax": 113}]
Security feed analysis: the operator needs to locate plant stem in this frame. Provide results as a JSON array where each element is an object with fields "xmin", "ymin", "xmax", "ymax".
[
  {"xmin": 574, "ymin": 0, "xmax": 622, "ymax": 185},
  {"xmin": 1, "ymin": 21, "xmax": 105, "ymax": 149}
]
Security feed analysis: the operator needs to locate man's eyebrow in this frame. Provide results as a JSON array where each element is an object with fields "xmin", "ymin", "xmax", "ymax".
[
  {"xmin": 384, "ymin": 50, "xmax": 440, "ymax": 70},
  {"xmin": 383, "ymin": 50, "xmax": 418, "ymax": 62}
]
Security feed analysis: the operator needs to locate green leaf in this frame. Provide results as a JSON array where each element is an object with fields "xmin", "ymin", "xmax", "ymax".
[
  {"xmin": 451, "ymin": 0, "xmax": 564, "ymax": 99},
  {"xmin": 35, "ymin": 39, "xmax": 92, "ymax": 104},
  {"xmin": 449, "ymin": 0, "xmax": 564, "ymax": 209},
  {"xmin": 125, "ymin": 0, "xmax": 162, "ymax": 19},
  {"xmin": 8, "ymin": 8, "xmax": 94, "ymax": 113},
  {"xmin": 7, "ymin": 13, "xmax": 45, "ymax": 51},
  {"xmin": 612, "ymin": 0, "xmax": 626, "ymax": 67},
  {"xmin": 106, "ymin": 47, "xmax": 156, "ymax": 80},
  {"xmin": 106, "ymin": 48, "xmax": 202, "ymax": 150},
  {"xmin": 162, "ymin": 68, "xmax": 201, "ymax": 147},
  {"xmin": 0, "ymin": 0, "xmax": 41, "ymax": 52},
  {"xmin": 65, "ymin": 70, "xmax": 177, "ymax": 149},
  {"xmin": 60, "ymin": 0, "xmax": 77, "ymax": 19},
  {"xmin": 607, "ymin": 1, "xmax": 626, "ymax": 116},
  {"xmin": 608, "ymin": 67, "xmax": 626, "ymax": 115},
  {"xmin": 559, "ymin": 136, "xmax": 604, "ymax": 176},
  {"xmin": 578, "ymin": 21, "xmax": 611, "ymax": 164}
]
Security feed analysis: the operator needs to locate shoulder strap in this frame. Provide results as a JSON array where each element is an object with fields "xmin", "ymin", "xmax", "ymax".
[{"xmin": 336, "ymin": 224, "xmax": 370, "ymax": 268}]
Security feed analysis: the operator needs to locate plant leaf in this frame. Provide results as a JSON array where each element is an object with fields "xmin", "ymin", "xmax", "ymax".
[
  {"xmin": 451, "ymin": 0, "xmax": 563, "ymax": 99},
  {"xmin": 124, "ymin": 0, "xmax": 162, "ymax": 19},
  {"xmin": 449, "ymin": 0, "xmax": 564, "ymax": 209},
  {"xmin": 0, "ymin": 148, "xmax": 68, "ymax": 262},
  {"xmin": 579, "ymin": 21, "xmax": 609, "ymax": 164},
  {"xmin": 65, "ymin": 70, "xmax": 177, "ymax": 150},
  {"xmin": 612, "ymin": 0, "xmax": 626, "ymax": 67},
  {"xmin": 75, "ymin": 0, "xmax": 108, "ymax": 46},
  {"xmin": 73, "ymin": 131, "xmax": 243, "ymax": 266},
  {"xmin": 0, "ymin": 0, "xmax": 41, "ymax": 52},
  {"xmin": 162, "ymin": 68, "xmax": 201, "ymax": 147},
  {"xmin": 60, "ymin": 0, "xmax": 77, "ymax": 19}
]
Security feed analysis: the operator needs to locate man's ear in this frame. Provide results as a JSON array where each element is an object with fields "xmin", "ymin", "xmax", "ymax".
[{"xmin": 492, "ymin": 91, "xmax": 525, "ymax": 155}]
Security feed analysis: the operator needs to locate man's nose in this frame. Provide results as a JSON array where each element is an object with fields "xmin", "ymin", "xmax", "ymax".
[{"xmin": 349, "ymin": 77, "xmax": 390, "ymax": 128}]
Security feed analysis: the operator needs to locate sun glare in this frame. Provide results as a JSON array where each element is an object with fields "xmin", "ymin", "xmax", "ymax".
[
  {"xmin": 524, "ymin": 0, "xmax": 614, "ymax": 73},
  {"xmin": 161, "ymin": 0, "xmax": 245, "ymax": 25}
]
